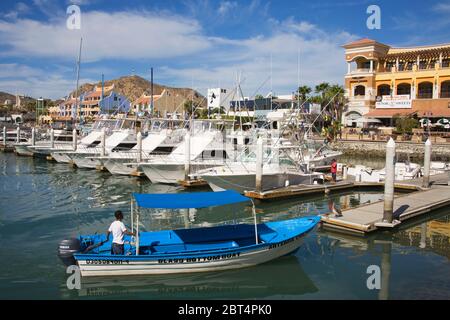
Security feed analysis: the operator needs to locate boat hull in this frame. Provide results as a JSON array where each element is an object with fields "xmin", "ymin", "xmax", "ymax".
[
  {"xmin": 72, "ymin": 153, "xmax": 102, "ymax": 169},
  {"xmin": 51, "ymin": 152, "xmax": 73, "ymax": 163},
  {"xmin": 104, "ymin": 158, "xmax": 139, "ymax": 176},
  {"xmin": 141, "ymin": 163, "xmax": 220, "ymax": 184},
  {"xmin": 14, "ymin": 144, "xmax": 34, "ymax": 157},
  {"xmin": 76, "ymin": 235, "xmax": 305, "ymax": 277},
  {"xmin": 202, "ymin": 172, "xmax": 323, "ymax": 193}
]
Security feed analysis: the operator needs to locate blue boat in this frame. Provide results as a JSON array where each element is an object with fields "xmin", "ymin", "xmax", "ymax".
[{"xmin": 58, "ymin": 190, "xmax": 320, "ymax": 277}]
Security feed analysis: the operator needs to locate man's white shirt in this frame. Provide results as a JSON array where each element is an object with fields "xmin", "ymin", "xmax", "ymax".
[{"xmin": 109, "ymin": 220, "xmax": 127, "ymax": 244}]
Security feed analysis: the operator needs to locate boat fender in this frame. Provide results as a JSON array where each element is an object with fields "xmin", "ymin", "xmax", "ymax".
[{"xmin": 57, "ymin": 238, "xmax": 81, "ymax": 266}]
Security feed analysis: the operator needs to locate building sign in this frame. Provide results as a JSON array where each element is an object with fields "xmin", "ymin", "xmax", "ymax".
[{"xmin": 375, "ymin": 95, "xmax": 412, "ymax": 109}]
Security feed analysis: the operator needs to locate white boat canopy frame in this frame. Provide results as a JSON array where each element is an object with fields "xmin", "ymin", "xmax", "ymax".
[{"xmin": 130, "ymin": 190, "xmax": 258, "ymax": 255}]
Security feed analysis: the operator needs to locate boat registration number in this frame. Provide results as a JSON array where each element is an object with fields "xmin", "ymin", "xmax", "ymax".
[{"xmin": 85, "ymin": 260, "xmax": 130, "ymax": 265}]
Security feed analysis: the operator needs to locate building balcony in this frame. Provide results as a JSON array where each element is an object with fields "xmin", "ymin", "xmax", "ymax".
[{"xmin": 347, "ymin": 68, "xmax": 374, "ymax": 76}]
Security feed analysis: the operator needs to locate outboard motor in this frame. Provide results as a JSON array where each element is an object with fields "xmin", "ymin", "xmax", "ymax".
[{"xmin": 58, "ymin": 238, "xmax": 81, "ymax": 266}]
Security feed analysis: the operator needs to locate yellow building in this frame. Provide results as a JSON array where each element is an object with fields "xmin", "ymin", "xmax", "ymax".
[{"xmin": 343, "ymin": 38, "xmax": 450, "ymax": 127}]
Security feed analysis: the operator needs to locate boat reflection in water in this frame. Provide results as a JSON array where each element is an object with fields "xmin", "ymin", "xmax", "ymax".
[{"xmin": 61, "ymin": 255, "xmax": 317, "ymax": 299}]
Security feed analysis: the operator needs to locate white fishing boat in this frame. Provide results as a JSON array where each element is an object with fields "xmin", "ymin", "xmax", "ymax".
[
  {"xmin": 197, "ymin": 162, "xmax": 324, "ymax": 193},
  {"xmin": 51, "ymin": 128, "xmax": 103, "ymax": 163},
  {"xmin": 136, "ymin": 120, "xmax": 239, "ymax": 184},
  {"xmin": 72, "ymin": 130, "xmax": 137, "ymax": 169},
  {"xmin": 15, "ymin": 128, "xmax": 74, "ymax": 157},
  {"xmin": 348, "ymin": 161, "xmax": 424, "ymax": 182},
  {"xmin": 56, "ymin": 119, "xmax": 139, "ymax": 168},
  {"xmin": 301, "ymin": 142, "xmax": 342, "ymax": 169},
  {"xmin": 100, "ymin": 120, "xmax": 187, "ymax": 176}
]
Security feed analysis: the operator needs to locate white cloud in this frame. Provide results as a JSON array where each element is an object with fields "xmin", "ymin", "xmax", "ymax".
[
  {"xmin": 0, "ymin": 64, "xmax": 41, "ymax": 78},
  {"xmin": 32, "ymin": 0, "xmax": 63, "ymax": 17},
  {"xmin": 218, "ymin": 1, "xmax": 238, "ymax": 15},
  {"xmin": 158, "ymin": 21, "xmax": 356, "ymax": 97},
  {"xmin": 0, "ymin": 70, "xmax": 96, "ymax": 99},
  {"xmin": 0, "ymin": 10, "xmax": 356, "ymax": 99},
  {"xmin": 433, "ymin": 2, "xmax": 450, "ymax": 12},
  {"xmin": 0, "ymin": 11, "xmax": 211, "ymax": 62},
  {"xmin": 3, "ymin": 2, "xmax": 30, "ymax": 19}
]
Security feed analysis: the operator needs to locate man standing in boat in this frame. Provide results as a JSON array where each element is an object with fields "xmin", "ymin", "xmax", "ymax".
[{"xmin": 106, "ymin": 210, "xmax": 136, "ymax": 255}]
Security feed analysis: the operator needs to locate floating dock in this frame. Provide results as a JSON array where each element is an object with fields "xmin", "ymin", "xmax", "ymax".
[
  {"xmin": 245, "ymin": 181, "xmax": 355, "ymax": 200},
  {"xmin": 245, "ymin": 172, "xmax": 450, "ymax": 235},
  {"xmin": 321, "ymin": 172, "xmax": 450, "ymax": 235}
]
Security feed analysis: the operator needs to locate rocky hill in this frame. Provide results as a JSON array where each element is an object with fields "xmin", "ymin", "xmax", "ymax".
[
  {"xmin": 70, "ymin": 75, "xmax": 205, "ymax": 106},
  {"xmin": 0, "ymin": 92, "xmax": 39, "ymax": 114}
]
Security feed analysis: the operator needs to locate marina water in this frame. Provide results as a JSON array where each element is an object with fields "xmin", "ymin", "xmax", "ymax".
[{"xmin": 1, "ymin": 152, "xmax": 449, "ymax": 299}]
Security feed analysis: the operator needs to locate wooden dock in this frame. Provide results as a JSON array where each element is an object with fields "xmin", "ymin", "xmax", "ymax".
[
  {"xmin": 244, "ymin": 178, "xmax": 424, "ymax": 200},
  {"xmin": 321, "ymin": 172, "xmax": 450, "ymax": 235},
  {"xmin": 245, "ymin": 181, "xmax": 355, "ymax": 200},
  {"xmin": 244, "ymin": 171, "xmax": 450, "ymax": 235}
]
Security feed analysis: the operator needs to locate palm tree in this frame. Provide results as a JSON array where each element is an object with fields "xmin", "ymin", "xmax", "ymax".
[
  {"xmin": 324, "ymin": 84, "xmax": 347, "ymax": 140},
  {"xmin": 315, "ymin": 82, "xmax": 330, "ymax": 101},
  {"xmin": 296, "ymin": 85, "xmax": 312, "ymax": 102}
]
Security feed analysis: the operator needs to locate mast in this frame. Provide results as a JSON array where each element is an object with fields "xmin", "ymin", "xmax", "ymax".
[
  {"xmin": 74, "ymin": 37, "xmax": 83, "ymax": 125},
  {"xmin": 150, "ymin": 67, "xmax": 154, "ymax": 116}
]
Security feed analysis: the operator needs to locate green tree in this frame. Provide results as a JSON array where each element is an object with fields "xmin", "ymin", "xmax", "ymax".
[
  {"xmin": 319, "ymin": 84, "xmax": 347, "ymax": 141},
  {"xmin": 254, "ymin": 94, "xmax": 264, "ymax": 100},
  {"xmin": 315, "ymin": 82, "xmax": 330, "ymax": 101},
  {"xmin": 183, "ymin": 100, "xmax": 194, "ymax": 116},
  {"xmin": 395, "ymin": 116, "xmax": 419, "ymax": 135},
  {"xmin": 296, "ymin": 85, "xmax": 312, "ymax": 101}
]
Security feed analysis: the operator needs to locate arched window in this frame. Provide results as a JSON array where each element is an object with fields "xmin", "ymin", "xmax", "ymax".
[
  {"xmin": 354, "ymin": 85, "xmax": 365, "ymax": 97},
  {"xmin": 377, "ymin": 84, "xmax": 391, "ymax": 96},
  {"xmin": 418, "ymin": 82, "xmax": 433, "ymax": 99},
  {"xmin": 397, "ymin": 83, "xmax": 411, "ymax": 96},
  {"xmin": 441, "ymin": 81, "xmax": 450, "ymax": 98}
]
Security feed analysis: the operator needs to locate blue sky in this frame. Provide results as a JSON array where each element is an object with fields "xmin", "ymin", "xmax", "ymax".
[{"xmin": 0, "ymin": 0, "xmax": 449, "ymax": 99}]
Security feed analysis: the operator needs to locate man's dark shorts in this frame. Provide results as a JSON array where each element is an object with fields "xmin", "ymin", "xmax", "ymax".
[
  {"xmin": 111, "ymin": 243, "xmax": 124, "ymax": 255},
  {"xmin": 332, "ymin": 173, "xmax": 337, "ymax": 181}
]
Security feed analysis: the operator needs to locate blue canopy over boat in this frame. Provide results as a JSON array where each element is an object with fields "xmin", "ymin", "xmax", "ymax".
[{"xmin": 133, "ymin": 190, "xmax": 250, "ymax": 209}]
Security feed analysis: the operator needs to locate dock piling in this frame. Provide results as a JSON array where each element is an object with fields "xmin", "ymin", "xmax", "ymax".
[
  {"xmin": 50, "ymin": 128, "xmax": 54, "ymax": 149},
  {"xmin": 255, "ymin": 137, "xmax": 264, "ymax": 193},
  {"xmin": 2, "ymin": 127, "xmax": 5, "ymax": 145},
  {"xmin": 383, "ymin": 138, "xmax": 396, "ymax": 223},
  {"xmin": 184, "ymin": 133, "xmax": 191, "ymax": 181},
  {"xmin": 420, "ymin": 223, "xmax": 427, "ymax": 249},
  {"xmin": 16, "ymin": 126, "xmax": 20, "ymax": 143},
  {"xmin": 136, "ymin": 132, "xmax": 142, "ymax": 163},
  {"xmin": 31, "ymin": 127, "xmax": 36, "ymax": 146},
  {"xmin": 100, "ymin": 128, "xmax": 106, "ymax": 157},
  {"xmin": 422, "ymin": 139, "xmax": 431, "ymax": 188},
  {"xmin": 72, "ymin": 129, "xmax": 77, "ymax": 151}
]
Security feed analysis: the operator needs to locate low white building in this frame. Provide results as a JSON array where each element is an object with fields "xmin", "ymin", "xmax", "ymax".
[{"xmin": 207, "ymin": 88, "xmax": 233, "ymax": 112}]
